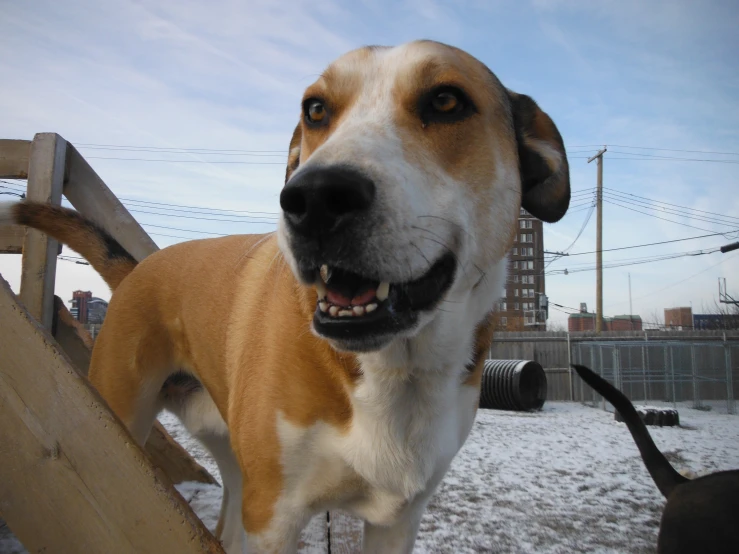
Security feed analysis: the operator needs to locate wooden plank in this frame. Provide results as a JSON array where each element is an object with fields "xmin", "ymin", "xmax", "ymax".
[
  {"xmin": 0, "ymin": 139, "xmax": 31, "ymax": 179},
  {"xmin": 329, "ymin": 511, "xmax": 363, "ymax": 554},
  {"xmin": 64, "ymin": 143, "xmax": 159, "ymax": 261},
  {"xmin": 52, "ymin": 295, "xmax": 94, "ymax": 374},
  {"xmin": 50, "ymin": 295, "xmax": 218, "ymax": 486},
  {"xmin": 20, "ymin": 133, "xmax": 66, "ymax": 329},
  {"xmin": 298, "ymin": 513, "xmax": 330, "ymax": 553},
  {"xmin": 0, "ymin": 224, "xmax": 25, "ymax": 254},
  {"xmin": 146, "ymin": 422, "xmax": 219, "ymax": 486},
  {"xmin": 0, "ymin": 276, "xmax": 224, "ymax": 554}
]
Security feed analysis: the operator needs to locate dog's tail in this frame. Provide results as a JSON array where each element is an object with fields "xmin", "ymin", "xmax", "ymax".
[
  {"xmin": 572, "ymin": 364, "xmax": 688, "ymax": 498},
  {"xmin": 0, "ymin": 201, "xmax": 138, "ymax": 291}
]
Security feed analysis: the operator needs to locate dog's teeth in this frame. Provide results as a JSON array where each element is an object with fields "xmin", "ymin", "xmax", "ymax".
[
  {"xmin": 319, "ymin": 301, "xmax": 328, "ymax": 312},
  {"xmin": 320, "ymin": 265, "xmax": 332, "ymax": 283},
  {"xmin": 315, "ymin": 281, "xmax": 327, "ymax": 299},
  {"xmin": 353, "ymin": 306, "xmax": 365, "ymax": 316},
  {"xmin": 329, "ymin": 306, "xmax": 339, "ymax": 317},
  {"xmin": 366, "ymin": 303, "xmax": 378, "ymax": 313},
  {"xmin": 338, "ymin": 309, "xmax": 353, "ymax": 317},
  {"xmin": 376, "ymin": 282, "xmax": 390, "ymax": 302}
]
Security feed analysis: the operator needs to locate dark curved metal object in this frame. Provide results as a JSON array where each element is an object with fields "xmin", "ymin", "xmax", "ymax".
[{"xmin": 480, "ymin": 359, "xmax": 547, "ymax": 411}]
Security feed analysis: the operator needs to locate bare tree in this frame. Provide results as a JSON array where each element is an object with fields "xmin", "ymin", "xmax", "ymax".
[
  {"xmin": 694, "ymin": 300, "xmax": 739, "ymax": 330},
  {"xmin": 644, "ymin": 308, "xmax": 665, "ymax": 330},
  {"xmin": 547, "ymin": 320, "xmax": 568, "ymax": 332}
]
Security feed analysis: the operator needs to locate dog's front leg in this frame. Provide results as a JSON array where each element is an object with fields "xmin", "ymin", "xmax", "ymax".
[
  {"xmin": 361, "ymin": 493, "xmax": 433, "ymax": 554},
  {"xmin": 242, "ymin": 505, "xmax": 307, "ymax": 554}
]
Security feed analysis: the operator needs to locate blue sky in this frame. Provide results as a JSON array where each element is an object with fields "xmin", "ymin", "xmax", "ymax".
[{"xmin": 1, "ymin": 0, "xmax": 737, "ymax": 327}]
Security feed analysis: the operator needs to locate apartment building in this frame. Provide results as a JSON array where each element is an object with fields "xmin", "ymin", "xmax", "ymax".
[{"xmin": 495, "ymin": 207, "xmax": 547, "ymax": 331}]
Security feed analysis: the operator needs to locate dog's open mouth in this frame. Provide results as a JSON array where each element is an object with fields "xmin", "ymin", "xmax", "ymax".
[{"xmin": 312, "ymin": 252, "xmax": 457, "ymax": 348}]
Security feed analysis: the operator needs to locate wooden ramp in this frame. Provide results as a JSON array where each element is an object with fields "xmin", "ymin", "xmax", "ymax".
[
  {"xmin": 0, "ymin": 133, "xmax": 363, "ymax": 553},
  {"xmin": 0, "ymin": 276, "xmax": 223, "ymax": 553}
]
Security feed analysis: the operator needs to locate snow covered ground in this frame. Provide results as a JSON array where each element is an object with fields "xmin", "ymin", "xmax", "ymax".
[{"xmin": 2, "ymin": 401, "xmax": 738, "ymax": 553}]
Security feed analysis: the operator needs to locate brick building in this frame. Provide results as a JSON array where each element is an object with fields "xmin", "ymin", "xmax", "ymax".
[
  {"xmin": 69, "ymin": 290, "xmax": 108, "ymax": 325},
  {"xmin": 664, "ymin": 307, "xmax": 693, "ymax": 329},
  {"xmin": 495, "ymin": 208, "xmax": 547, "ymax": 331},
  {"xmin": 568, "ymin": 304, "xmax": 642, "ymax": 331}
]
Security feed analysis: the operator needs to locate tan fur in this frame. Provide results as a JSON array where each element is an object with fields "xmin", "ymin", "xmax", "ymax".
[
  {"xmin": 86, "ymin": 234, "xmax": 359, "ymax": 532},
  {"xmin": 463, "ymin": 312, "xmax": 496, "ymax": 389}
]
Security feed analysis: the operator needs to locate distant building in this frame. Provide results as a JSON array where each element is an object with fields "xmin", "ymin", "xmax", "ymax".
[
  {"xmin": 69, "ymin": 290, "xmax": 108, "ymax": 324},
  {"xmin": 607, "ymin": 315, "xmax": 643, "ymax": 332},
  {"xmin": 665, "ymin": 307, "xmax": 693, "ymax": 330},
  {"xmin": 693, "ymin": 313, "xmax": 739, "ymax": 330},
  {"xmin": 497, "ymin": 208, "xmax": 547, "ymax": 331},
  {"xmin": 568, "ymin": 303, "xmax": 642, "ymax": 331},
  {"xmin": 568, "ymin": 311, "xmax": 595, "ymax": 332},
  {"xmin": 87, "ymin": 297, "xmax": 108, "ymax": 324}
]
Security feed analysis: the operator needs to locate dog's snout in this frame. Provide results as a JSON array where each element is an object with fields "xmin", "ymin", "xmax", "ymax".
[{"xmin": 280, "ymin": 166, "xmax": 376, "ymax": 236}]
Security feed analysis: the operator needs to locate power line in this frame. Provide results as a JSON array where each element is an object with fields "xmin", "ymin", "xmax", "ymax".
[
  {"xmin": 602, "ymin": 192, "xmax": 738, "ymax": 228},
  {"xmin": 80, "ymin": 147, "xmax": 284, "ymax": 157},
  {"xmin": 606, "ymin": 144, "xmax": 739, "ymax": 156},
  {"xmin": 126, "ymin": 207, "xmax": 277, "ymax": 223},
  {"xmin": 606, "ymin": 150, "xmax": 739, "ymax": 164},
  {"xmin": 605, "ymin": 188, "xmax": 739, "ymax": 224},
  {"xmin": 56, "ymin": 140, "xmax": 739, "ymax": 158},
  {"xmin": 124, "ymin": 202, "xmax": 279, "ymax": 220},
  {"xmin": 75, "ymin": 143, "xmax": 286, "ymax": 153},
  {"xmin": 85, "ymin": 156, "xmax": 284, "ymax": 165},
  {"xmin": 556, "ymin": 231, "xmax": 735, "ymax": 258},
  {"xmin": 607, "ymin": 251, "xmax": 739, "ymax": 309},
  {"xmin": 139, "ymin": 223, "xmax": 228, "ymax": 236},
  {"xmin": 546, "ymin": 248, "xmax": 719, "ymax": 275},
  {"xmin": 0, "ymin": 180, "xmax": 25, "ymax": 190},
  {"xmin": 604, "ymin": 198, "xmax": 738, "ymax": 235},
  {"xmin": 605, "ymin": 156, "xmax": 739, "ymax": 164}
]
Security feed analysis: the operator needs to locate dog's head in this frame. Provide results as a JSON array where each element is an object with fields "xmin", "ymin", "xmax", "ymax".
[{"xmin": 278, "ymin": 40, "xmax": 569, "ymax": 352}]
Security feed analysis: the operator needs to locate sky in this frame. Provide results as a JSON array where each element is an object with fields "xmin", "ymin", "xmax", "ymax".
[{"xmin": 1, "ymin": 0, "xmax": 738, "ymax": 328}]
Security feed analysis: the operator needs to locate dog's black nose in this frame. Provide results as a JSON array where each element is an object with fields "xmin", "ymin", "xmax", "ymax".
[{"xmin": 280, "ymin": 166, "xmax": 376, "ymax": 236}]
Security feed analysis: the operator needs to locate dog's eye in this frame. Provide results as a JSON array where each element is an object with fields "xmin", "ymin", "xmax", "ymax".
[
  {"xmin": 431, "ymin": 91, "xmax": 460, "ymax": 114},
  {"xmin": 304, "ymin": 99, "xmax": 328, "ymax": 125},
  {"xmin": 420, "ymin": 86, "xmax": 474, "ymax": 125}
]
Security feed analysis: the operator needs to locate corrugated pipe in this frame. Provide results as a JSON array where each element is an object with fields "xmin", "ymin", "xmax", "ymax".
[{"xmin": 480, "ymin": 359, "xmax": 547, "ymax": 411}]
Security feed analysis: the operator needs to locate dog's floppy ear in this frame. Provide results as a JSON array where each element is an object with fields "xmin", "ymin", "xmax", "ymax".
[
  {"xmin": 285, "ymin": 122, "xmax": 302, "ymax": 184},
  {"xmin": 508, "ymin": 91, "xmax": 570, "ymax": 223}
]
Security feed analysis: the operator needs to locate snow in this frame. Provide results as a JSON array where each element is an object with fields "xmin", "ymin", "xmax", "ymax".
[{"xmin": 2, "ymin": 402, "xmax": 738, "ymax": 553}]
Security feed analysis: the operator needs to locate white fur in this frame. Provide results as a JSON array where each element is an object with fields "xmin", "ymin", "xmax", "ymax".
[{"xmin": 271, "ymin": 42, "xmax": 521, "ymax": 552}]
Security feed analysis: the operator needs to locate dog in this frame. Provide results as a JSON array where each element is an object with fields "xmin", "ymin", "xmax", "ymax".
[
  {"xmin": 1, "ymin": 40, "xmax": 570, "ymax": 553},
  {"xmin": 573, "ymin": 364, "xmax": 739, "ymax": 554}
]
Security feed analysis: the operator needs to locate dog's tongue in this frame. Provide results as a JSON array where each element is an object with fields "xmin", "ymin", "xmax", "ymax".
[{"xmin": 326, "ymin": 287, "xmax": 377, "ymax": 307}]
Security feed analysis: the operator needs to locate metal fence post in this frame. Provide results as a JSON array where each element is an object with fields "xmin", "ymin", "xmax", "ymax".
[
  {"xmin": 567, "ymin": 333, "xmax": 573, "ymax": 402},
  {"xmin": 641, "ymin": 343, "xmax": 648, "ymax": 402},
  {"xmin": 669, "ymin": 346, "xmax": 677, "ymax": 410},
  {"xmin": 588, "ymin": 345, "xmax": 595, "ymax": 406},
  {"xmin": 691, "ymin": 345, "xmax": 701, "ymax": 409},
  {"xmin": 599, "ymin": 345, "xmax": 606, "ymax": 411},
  {"xmin": 726, "ymin": 341, "xmax": 735, "ymax": 415}
]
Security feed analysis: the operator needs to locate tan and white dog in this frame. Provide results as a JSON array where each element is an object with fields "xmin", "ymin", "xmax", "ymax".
[{"xmin": 1, "ymin": 40, "xmax": 570, "ymax": 553}]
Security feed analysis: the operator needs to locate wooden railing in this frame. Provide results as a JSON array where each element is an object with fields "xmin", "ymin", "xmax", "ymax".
[{"xmin": 0, "ymin": 133, "xmax": 223, "ymax": 554}]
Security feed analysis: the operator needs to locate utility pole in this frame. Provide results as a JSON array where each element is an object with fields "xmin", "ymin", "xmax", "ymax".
[{"xmin": 588, "ymin": 146, "xmax": 607, "ymax": 333}]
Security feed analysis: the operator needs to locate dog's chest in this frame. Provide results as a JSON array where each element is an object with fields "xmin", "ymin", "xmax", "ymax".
[{"xmin": 276, "ymin": 369, "xmax": 479, "ymax": 524}]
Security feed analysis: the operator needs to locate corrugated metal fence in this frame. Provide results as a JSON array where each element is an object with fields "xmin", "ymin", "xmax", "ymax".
[{"xmin": 489, "ymin": 330, "xmax": 739, "ymax": 414}]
